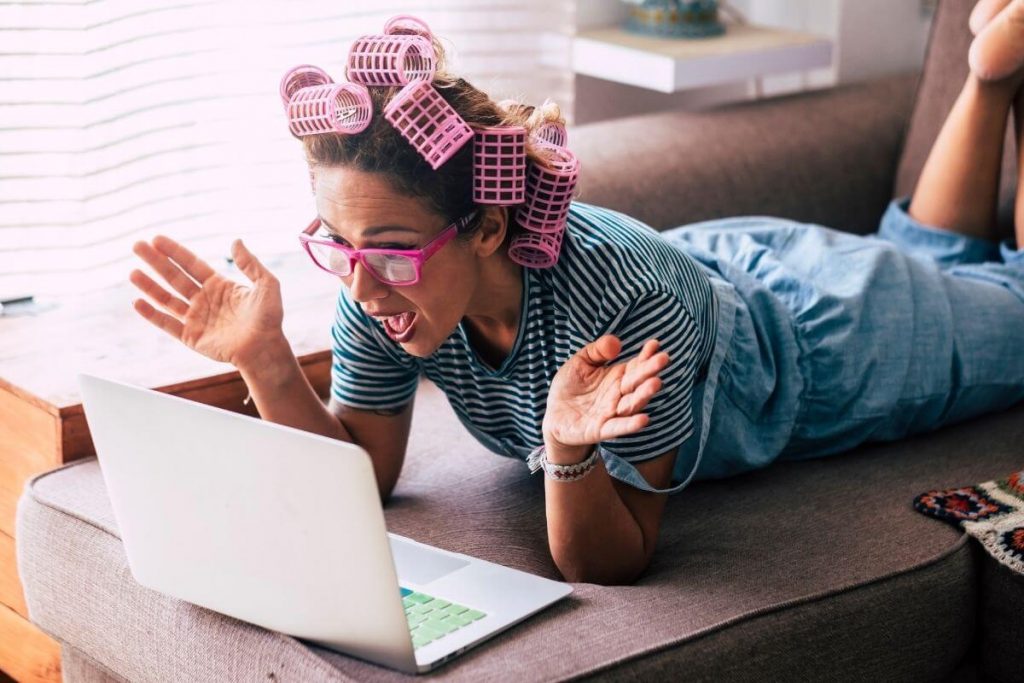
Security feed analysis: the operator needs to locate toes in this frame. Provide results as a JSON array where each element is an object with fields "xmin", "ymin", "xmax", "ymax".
[
  {"xmin": 969, "ymin": 0, "xmax": 1024, "ymax": 82},
  {"xmin": 971, "ymin": 0, "xmax": 1013, "ymax": 35}
]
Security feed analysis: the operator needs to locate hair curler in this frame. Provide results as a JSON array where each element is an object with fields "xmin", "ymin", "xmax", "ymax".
[
  {"xmin": 383, "ymin": 14, "xmax": 433, "ymax": 38},
  {"xmin": 285, "ymin": 83, "xmax": 373, "ymax": 138},
  {"xmin": 532, "ymin": 121, "xmax": 568, "ymax": 149},
  {"xmin": 279, "ymin": 65, "xmax": 333, "ymax": 109},
  {"xmin": 346, "ymin": 34, "xmax": 436, "ymax": 87},
  {"xmin": 514, "ymin": 145, "xmax": 580, "ymax": 234},
  {"xmin": 473, "ymin": 126, "xmax": 527, "ymax": 205},
  {"xmin": 384, "ymin": 80, "xmax": 474, "ymax": 169},
  {"xmin": 508, "ymin": 230, "xmax": 563, "ymax": 269}
]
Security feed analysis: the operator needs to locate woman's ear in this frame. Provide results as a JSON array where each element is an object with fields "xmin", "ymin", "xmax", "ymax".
[{"xmin": 474, "ymin": 206, "xmax": 509, "ymax": 258}]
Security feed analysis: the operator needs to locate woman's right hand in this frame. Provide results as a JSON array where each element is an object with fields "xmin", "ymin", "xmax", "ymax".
[{"xmin": 130, "ymin": 235, "xmax": 285, "ymax": 369}]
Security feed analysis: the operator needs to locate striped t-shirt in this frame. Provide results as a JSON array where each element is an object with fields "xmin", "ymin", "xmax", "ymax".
[{"xmin": 330, "ymin": 200, "xmax": 718, "ymax": 467}]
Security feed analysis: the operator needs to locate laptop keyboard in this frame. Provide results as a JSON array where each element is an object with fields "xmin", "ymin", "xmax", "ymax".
[{"xmin": 400, "ymin": 587, "xmax": 487, "ymax": 650}]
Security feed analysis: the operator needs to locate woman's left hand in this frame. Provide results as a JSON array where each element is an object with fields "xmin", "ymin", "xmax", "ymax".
[{"xmin": 543, "ymin": 335, "xmax": 670, "ymax": 450}]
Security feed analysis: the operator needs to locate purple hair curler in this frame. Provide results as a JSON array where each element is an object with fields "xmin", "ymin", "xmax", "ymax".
[
  {"xmin": 532, "ymin": 121, "xmax": 568, "ymax": 148},
  {"xmin": 383, "ymin": 14, "xmax": 433, "ymax": 38},
  {"xmin": 473, "ymin": 126, "xmax": 527, "ymax": 205},
  {"xmin": 515, "ymin": 145, "xmax": 580, "ymax": 234},
  {"xmin": 286, "ymin": 82, "xmax": 373, "ymax": 137},
  {"xmin": 508, "ymin": 229, "xmax": 563, "ymax": 269},
  {"xmin": 384, "ymin": 80, "xmax": 474, "ymax": 170},
  {"xmin": 279, "ymin": 65, "xmax": 333, "ymax": 109},
  {"xmin": 346, "ymin": 34, "xmax": 436, "ymax": 87}
]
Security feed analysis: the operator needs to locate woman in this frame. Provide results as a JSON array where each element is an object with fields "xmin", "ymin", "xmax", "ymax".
[{"xmin": 130, "ymin": 2, "xmax": 1024, "ymax": 585}]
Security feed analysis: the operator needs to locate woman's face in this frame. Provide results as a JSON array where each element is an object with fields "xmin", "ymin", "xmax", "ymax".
[{"xmin": 313, "ymin": 166, "xmax": 501, "ymax": 357}]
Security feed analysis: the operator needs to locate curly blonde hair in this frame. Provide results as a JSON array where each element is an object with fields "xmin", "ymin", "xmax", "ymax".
[{"xmin": 300, "ymin": 26, "xmax": 568, "ymax": 241}]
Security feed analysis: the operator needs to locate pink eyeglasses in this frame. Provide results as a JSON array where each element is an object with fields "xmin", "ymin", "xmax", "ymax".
[{"xmin": 299, "ymin": 211, "xmax": 478, "ymax": 286}]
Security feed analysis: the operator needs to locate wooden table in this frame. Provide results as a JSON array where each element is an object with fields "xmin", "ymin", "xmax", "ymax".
[{"xmin": 0, "ymin": 251, "xmax": 339, "ymax": 682}]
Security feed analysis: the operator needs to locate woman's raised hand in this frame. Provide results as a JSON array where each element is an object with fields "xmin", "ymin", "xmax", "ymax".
[
  {"xmin": 542, "ymin": 335, "xmax": 670, "ymax": 449},
  {"xmin": 130, "ymin": 235, "xmax": 284, "ymax": 368}
]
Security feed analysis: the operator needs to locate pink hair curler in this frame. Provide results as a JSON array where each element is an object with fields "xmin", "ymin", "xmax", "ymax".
[
  {"xmin": 346, "ymin": 34, "xmax": 436, "ymax": 87},
  {"xmin": 286, "ymin": 82, "xmax": 373, "ymax": 137},
  {"xmin": 384, "ymin": 80, "xmax": 474, "ymax": 170},
  {"xmin": 383, "ymin": 14, "xmax": 433, "ymax": 39},
  {"xmin": 279, "ymin": 65, "xmax": 333, "ymax": 109},
  {"xmin": 473, "ymin": 126, "xmax": 527, "ymax": 205},
  {"xmin": 508, "ymin": 230, "xmax": 563, "ymax": 269},
  {"xmin": 515, "ymin": 145, "xmax": 580, "ymax": 233},
  {"xmin": 532, "ymin": 121, "xmax": 568, "ymax": 148}
]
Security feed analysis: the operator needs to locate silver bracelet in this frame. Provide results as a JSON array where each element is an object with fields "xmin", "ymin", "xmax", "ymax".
[{"xmin": 526, "ymin": 444, "xmax": 600, "ymax": 482}]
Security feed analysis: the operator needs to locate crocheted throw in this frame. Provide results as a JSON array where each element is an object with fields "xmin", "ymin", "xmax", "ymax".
[{"xmin": 913, "ymin": 469, "xmax": 1024, "ymax": 576}]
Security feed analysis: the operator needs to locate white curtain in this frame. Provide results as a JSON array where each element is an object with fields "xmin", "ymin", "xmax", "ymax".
[{"xmin": 0, "ymin": 0, "xmax": 575, "ymax": 299}]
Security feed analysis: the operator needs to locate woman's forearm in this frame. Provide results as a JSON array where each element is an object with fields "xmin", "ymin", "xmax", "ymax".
[
  {"xmin": 235, "ymin": 335, "xmax": 352, "ymax": 443},
  {"xmin": 543, "ymin": 440, "xmax": 648, "ymax": 585}
]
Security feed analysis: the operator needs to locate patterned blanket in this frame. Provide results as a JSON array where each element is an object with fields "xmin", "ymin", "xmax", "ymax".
[{"xmin": 913, "ymin": 469, "xmax": 1024, "ymax": 575}]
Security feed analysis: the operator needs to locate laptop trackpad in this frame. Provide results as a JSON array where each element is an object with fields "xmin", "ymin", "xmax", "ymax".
[{"xmin": 389, "ymin": 536, "xmax": 470, "ymax": 585}]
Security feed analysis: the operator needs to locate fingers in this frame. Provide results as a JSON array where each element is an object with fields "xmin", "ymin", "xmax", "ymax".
[
  {"xmin": 232, "ymin": 239, "xmax": 277, "ymax": 286},
  {"xmin": 599, "ymin": 413, "xmax": 650, "ymax": 441},
  {"xmin": 616, "ymin": 376, "xmax": 662, "ymax": 416},
  {"xmin": 621, "ymin": 340, "xmax": 670, "ymax": 395},
  {"xmin": 152, "ymin": 235, "xmax": 216, "ymax": 284},
  {"xmin": 129, "ymin": 268, "xmax": 189, "ymax": 317},
  {"xmin": 132, "ymin": 298, "xmax": 184, "ymax": 340},
  {"xmin": 133, "ymin": 239, "xmax": 201, "ymax": 301},
  {"xmin": 580, "ymin": 334, "xmax": 621, "ymax": 366}
]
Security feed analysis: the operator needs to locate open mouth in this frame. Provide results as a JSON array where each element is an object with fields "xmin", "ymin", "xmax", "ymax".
[{"xmin": 383, "ymin": 311, "xmax": 417, "ymax": 343}]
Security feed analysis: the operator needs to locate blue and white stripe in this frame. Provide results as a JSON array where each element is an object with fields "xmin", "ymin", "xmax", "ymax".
[{"xmin": 330, "ymin": 200, "xmax": 718, "ymax": 463}]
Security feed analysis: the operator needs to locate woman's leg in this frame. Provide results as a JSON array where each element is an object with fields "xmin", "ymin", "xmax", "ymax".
[
  {"xmin": 907, "ymin": 74, "xmax": 1021, "ymax": 241},
  {"xmin": 1016, "ymin": 83, "xmax": 1024, "ymax": 246}
]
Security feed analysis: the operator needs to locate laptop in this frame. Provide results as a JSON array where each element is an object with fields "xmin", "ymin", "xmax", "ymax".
[{"xmin": 77, "ymin": 373, "xmax": 572, "ymax": 674}]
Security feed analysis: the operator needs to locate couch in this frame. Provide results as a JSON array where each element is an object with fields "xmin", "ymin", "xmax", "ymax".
[{"xmin": 15, "ymin": 0, "xmax": 1024, "ymax": 680}]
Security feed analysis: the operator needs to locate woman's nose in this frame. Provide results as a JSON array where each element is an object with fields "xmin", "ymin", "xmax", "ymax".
[{"xmin": 347, "ymin": 260, "xmax": 387, "ymax": 301}]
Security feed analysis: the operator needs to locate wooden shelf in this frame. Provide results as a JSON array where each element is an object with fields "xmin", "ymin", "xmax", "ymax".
[{"xmin": 566, "ymin": 22, "xmax": 833, "ymax": 93}]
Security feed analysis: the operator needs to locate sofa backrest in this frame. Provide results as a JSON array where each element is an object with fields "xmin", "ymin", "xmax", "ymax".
[{"xmin": 895, "ymin": 0, "xmax": 1019, "ymax": 239}]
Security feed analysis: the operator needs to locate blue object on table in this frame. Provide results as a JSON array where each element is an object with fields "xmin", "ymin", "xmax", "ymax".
[{"xmin": 622, "ymin": 0, "xmax": 726, "ymax": 38}]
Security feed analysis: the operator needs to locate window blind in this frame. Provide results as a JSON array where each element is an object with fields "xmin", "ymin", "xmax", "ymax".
[{"xmin": 0, "ymin": 0, "xmax": 574, "ymax": 299}]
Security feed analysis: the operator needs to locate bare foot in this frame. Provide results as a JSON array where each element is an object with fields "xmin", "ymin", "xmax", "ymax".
[
  {"xmin": 970, "ymin": 0, "xmax": 1024, "ymax": 81},
  {"xmin": 971, "ymin": 0, "xmax": 1014, "ymax": 34}
]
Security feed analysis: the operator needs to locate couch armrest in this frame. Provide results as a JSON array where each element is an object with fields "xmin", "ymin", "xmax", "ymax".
[{"xmin": 569, "ymin": 74, "xmax": 918, "ymax": 236}]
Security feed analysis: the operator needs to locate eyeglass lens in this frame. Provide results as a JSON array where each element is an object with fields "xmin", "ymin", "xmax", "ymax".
[{"xmin": 306, "ymin": 242, "xmax": 418, "ymax": 283}]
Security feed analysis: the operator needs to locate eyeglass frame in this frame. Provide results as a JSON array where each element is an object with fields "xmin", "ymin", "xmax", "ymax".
[{"xmin": 298, "ymin": 210, "xmax": 479, "ymax": 286}]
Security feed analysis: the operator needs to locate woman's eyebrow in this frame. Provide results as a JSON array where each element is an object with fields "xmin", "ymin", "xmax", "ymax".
[{"xmin": 318, "ymin": 216, "xmax": 420, "ymax": 237}]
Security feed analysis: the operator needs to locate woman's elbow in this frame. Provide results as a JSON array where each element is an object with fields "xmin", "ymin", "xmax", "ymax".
[{"xmin": 552, "ymin": 550, "xmax": 650, "ymax": 586}]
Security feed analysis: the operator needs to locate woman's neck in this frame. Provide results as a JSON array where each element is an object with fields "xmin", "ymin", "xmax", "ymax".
[{"xmin": 462, "ymin": 250, "xmax": 523, "ymax": 358}]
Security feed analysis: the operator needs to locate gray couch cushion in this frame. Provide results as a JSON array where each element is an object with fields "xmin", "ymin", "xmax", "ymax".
[
  {"xmin": 570, "ymin": 75, "xmax": 916, "ymax": 237},
  {"xmin": 17, "ymin": 380, "xmax": 1024, "ymax": 681}
]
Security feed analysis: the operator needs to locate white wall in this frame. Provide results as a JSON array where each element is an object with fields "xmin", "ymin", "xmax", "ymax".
[
  {"xmin": 731, "ymin": 0, "xmax": 934, "ymax": 95},
  {"xmin": 572, "ymin": 0, "xmax": 935, "ymax": 123}
]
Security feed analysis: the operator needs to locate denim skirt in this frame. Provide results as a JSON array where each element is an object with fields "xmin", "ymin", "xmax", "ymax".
[{"xmin": 658, "ymin": 197, "xmax": 1024, "ymax": 486}]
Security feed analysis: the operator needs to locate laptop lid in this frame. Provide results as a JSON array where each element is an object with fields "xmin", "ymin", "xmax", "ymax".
[{"xmin": 78, "ymin": 373, "xmax": 418, "ymax": 673}]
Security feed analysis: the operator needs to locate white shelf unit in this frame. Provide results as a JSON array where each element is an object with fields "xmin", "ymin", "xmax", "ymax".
[{"xmin": 568, "ymin": 22, "xmax": 833, "ymax": 94}]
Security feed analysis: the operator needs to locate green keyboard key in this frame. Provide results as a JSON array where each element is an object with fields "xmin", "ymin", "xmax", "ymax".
[
  {"xmin": 464, "ymin": 609, "xmax": 486, "ymax": 621},
  {"xmin": 407, "ymin": 592, "xmax": 433, "ymax": 605},
  {"xmin": 430, "ymin": 599, "xmax": 451, "ymax": 609},
  {"xmin": 447, "ymin": 615, "xmax": 472, "ymax": 628},
  {"xmin": 442, "ymin": 604, "xmax": 469, "ymax": 616},
  {"xmin": 417, "ymin": 625, "xmax": 445, "ymax": 641},
  {"xmin": 411, "ymin": 603, "xmax": 435, "ymax": 615},
  {"xmin": 407, "ymin": 613, "xmax": 429, "ymax": 626},
  {"xmin": 425, "ymin": 617, "xmax": 459, "ymax": 634},
  {"xmin": 412, "ymin": 635, "xmax": 432, "ymax": 649}
]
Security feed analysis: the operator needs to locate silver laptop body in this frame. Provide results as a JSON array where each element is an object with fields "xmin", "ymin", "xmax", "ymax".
[{"xmin": 77, "ymin": 373, "xmax": 572, "ymax": 674}]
